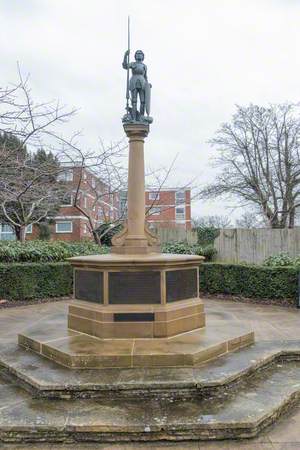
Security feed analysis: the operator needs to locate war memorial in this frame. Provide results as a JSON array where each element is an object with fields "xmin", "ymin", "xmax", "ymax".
[{"xmin": 0, "ymin": 39, "xmax": 300, "ymax": 445}]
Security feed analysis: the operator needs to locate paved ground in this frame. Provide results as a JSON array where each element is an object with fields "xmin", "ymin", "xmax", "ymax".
[{"xmin": 0, "ymin": 298, "xmax": 300, "ymax": 449}]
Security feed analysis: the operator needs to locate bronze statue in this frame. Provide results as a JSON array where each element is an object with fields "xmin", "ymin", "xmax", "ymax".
[{"xmin": 122, "ymin": 19, "xmax": 152, "ymax": 124}]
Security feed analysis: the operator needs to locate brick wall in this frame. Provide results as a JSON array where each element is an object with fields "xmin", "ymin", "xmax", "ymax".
[{"xmin": 145, "ymin": 188, "xmax": 191, "ymax": 230}]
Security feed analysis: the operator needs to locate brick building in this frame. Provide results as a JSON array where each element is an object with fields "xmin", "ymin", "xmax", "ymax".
[
  {"xmin": 24, "ymin": 165, "xmax": 119, "ymax": 241},
  {"xmin": 120, "ymin": 188, "xmax": 192, "ymax": 231},
  {"xmin": 0, "ymin": 171, "xmax": 191, "ymax": 241}
]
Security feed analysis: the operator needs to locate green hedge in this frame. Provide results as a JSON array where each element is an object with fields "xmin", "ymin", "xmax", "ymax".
[
  {"xmin": 0, "ymin": 240, "xmax": 109, "ymax": 263},
  {"xmin": 199, "ymin": 263, "xmax": 298, "ymax": 299},
  {"xmin": 0, "ymin": 262, "xmax": 72, "ymax": 300},
  {"xmin": 162, "ymin": 242, "xmax": 216, "ymax": 261}
]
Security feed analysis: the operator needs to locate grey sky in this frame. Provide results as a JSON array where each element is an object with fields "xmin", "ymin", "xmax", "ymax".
[{"xmin": 1, "ymin": 0, "xmax": 300, "ymax": 221}]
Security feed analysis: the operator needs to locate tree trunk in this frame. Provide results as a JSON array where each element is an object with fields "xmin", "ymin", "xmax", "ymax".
[
  {"xmin": 289, "ymin": 209, "xmax": 295, "ymax": 228},
  {"xmin": 15, "ymin": 225, "xmax": 26, "ymax": 242},
  {"xmin": 92, "ymin": 229, "xmax": 101, "ymax": 245}
]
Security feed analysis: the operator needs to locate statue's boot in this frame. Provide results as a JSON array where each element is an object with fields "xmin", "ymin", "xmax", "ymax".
[{"xmin": 140, "ymin": 102, "xmax": 145, "ymax": 116}]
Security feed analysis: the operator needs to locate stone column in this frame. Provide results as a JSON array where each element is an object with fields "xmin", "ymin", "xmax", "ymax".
[
  {"xmin": 111, "ymin": 122, "xmax": 159, "ymax": 254},
  {"xmin": 125, "ymin": 123, "xmax": 148, "ymax": 247}
]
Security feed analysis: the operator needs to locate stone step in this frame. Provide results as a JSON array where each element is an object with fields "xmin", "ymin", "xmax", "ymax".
[
  {"xmin": 0, "ymin": 340, "xmax": 300, "ymax": 400},
  {"xmin": 18, "ymin": 320, "xmax": 254, "ymax": 369},
  {"xmin": 0, "ymin": 359, "xmax": 300, "ymax": 442}
]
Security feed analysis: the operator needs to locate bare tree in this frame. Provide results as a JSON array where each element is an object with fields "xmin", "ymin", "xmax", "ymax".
[
  {"xmin": 200, "ymin": 103, "xmax": 300, "ymax": 228},
  {"xmin": 0, "ymin": 70, "xmax": 76, "ymax": 241},
  {"xmin": 192, "ymin": 215, "xmax": 232, "ymax": 229},
  {"xmin": 235, "ymin": 211, "xmax": 266, "ymax": 228},
  {"xmin": 0, "ymin": 139, "xmax": 66, "ymax": 241},
  {"xmin": 56, "ymin": 137, "xmax": 128, "ymax": 245}
]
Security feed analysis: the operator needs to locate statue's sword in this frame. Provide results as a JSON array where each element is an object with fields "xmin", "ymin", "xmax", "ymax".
[{"xmin": 126, "ymin": 16, "xmax": 130, "ymax": 114}]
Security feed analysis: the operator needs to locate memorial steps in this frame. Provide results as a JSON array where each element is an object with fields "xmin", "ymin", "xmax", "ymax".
[{"xmin": 0, "ymin": 340, "xmax": 299, "ymax": 442}]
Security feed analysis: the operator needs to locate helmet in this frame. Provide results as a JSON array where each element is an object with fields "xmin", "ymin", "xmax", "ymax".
[{"xmin": 134, "ymin": 50, "xmax": 144, "ymax": 61}]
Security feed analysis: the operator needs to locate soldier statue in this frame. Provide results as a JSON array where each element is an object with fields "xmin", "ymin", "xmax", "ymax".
[{"xmin": 122, "ymin": 49, "xmax": 153, "ymax": 123}]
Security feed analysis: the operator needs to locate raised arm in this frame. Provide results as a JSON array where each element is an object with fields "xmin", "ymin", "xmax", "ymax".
[{"xmin": 122, "ymin": 50, "xmax": 130, "ymax": 70}]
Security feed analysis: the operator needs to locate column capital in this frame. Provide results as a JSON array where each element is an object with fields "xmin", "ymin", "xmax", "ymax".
[{"xmin": 123, "ymin": 123, "xmax": 149, "ymax": 140}]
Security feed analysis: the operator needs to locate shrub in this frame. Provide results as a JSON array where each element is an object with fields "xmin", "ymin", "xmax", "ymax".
[
  {"xmin": 199, "ymin": 262, "xmax": 298, "ymax": 299},
  {"xmin": 195, "ymin": 227, "xmax": 220, "ymax": 245},
  {"xmin": 264, "ymin": 253, "xmax": 300, "ymax": 267},
  {"xmin": 162, "ymin": 242, "xmax": 217, "ymax": 261},
  {"xmin": 0, "ymin": 240, "xmax": 109, "ymax": 263},
  {"xmin": 0, "ymin": 262, "xmax": 72, "ymax": 300}
]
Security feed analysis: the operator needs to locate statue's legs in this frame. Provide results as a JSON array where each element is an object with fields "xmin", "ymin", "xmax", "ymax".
[
  {"xmin": 131, "ymin": 89, "xmax": 138, "ymax": 120},
  {"xmin": 139, "ymin": 90, "xmax": 145, "ymax": 116}
]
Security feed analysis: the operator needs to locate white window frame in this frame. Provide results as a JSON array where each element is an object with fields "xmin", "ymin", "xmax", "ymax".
[
  {"xmin": 55, "ymin": 221, "xmax": 73, "ymax": 233},
  {"xmin": 61, "ymin": 193, "xmax": 73, "ymax": 207},
  {"xmin": 58, "ymin": 169, "xmax": 73, "ymax": 182},
  {"xmin": 175, "ymin": 190, "xmax": 185, "ymax": 205},
  {"xmin": 0, "ymin": 224, "xmax": 15, "ymax": 240},
  {"xmin": 26, "ymin": 224, "xmax": 33, "ymax": 234},
  {"xmin": 149, "ymin": 192, "xmax": 160, "ymax": 201},
  {"xmin": 175, "ymin": 206, "xmax": 185, "ymax": 221}
]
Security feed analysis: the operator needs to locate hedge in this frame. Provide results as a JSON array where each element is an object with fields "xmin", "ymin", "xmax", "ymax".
[
  {"xmin": 0, "ymin": 262, "xmax": 72, "ymax": 300},
  {"xmin": 162, "ymin": 242, "xmax": 216, "ymax": 261},
  {"xmin": 199, "ymin": 262, "xmax": 298, "ymax": 300},
  {"xmin": 0, "ymin": 240, "xmax": 109, "ymax": 263}
]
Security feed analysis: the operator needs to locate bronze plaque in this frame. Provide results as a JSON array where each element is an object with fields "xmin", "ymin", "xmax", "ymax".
[
  {"xmin": 109, "ymin": 271, "xmax": 161, "ymax": 304},
  {"xmin": 166, "ymin": 269, "xmax": 198, "ymax": 302},
  {"xmin": 74, "ymin": 270, "xmax": 103, "ymax": 303},
  {"xmin": 114, "ymin": 313, "xmax": 155, "ymax": 322}
]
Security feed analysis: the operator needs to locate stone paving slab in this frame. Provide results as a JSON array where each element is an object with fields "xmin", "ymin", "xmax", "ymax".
[
  {"xmin": 0, "ymin": 361, "xmax": 300, "ymax": 442},
  {"xmin": 1, "ymin": 299, "xmax": 300, "ymax": 446},
  {"xmin": 18, "ymin": 315, "xmax": 254, "ymax": 369},
  {"xmin": 1, "ymin": 340, "xmax": 300, "ymax": 400}
]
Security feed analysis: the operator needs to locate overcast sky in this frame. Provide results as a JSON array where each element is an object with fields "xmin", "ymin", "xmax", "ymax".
[{"xmin": 1, "ymin": 0, "xmax": 300, "ymax": 221}]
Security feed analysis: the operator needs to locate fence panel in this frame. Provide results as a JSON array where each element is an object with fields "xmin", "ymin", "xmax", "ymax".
[
  {"xmin": 156, "ymin": 228, "xmax": 197, "ymax": 245},
  {"xmin": 215, "ymin": 227, "xmax": 300, "ymax": 264}
]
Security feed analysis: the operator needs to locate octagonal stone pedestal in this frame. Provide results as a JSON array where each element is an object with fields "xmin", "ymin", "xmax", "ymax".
[
  {"xmin": 18, "ymin": 252, "xmax": 255, "ymax": 369},
  {"xmin": 68, "ymin": 253, "xmax": 205, "ymax": 339}
]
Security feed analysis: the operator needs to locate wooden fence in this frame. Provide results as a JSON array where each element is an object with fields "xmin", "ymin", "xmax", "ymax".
[
  {"xmin": 155, "ymin": 228, "xmax": 198, "ymax": 245},
  {"xmin": 214, "ymin": 228, "xmax": 300, "ymax": 264}
]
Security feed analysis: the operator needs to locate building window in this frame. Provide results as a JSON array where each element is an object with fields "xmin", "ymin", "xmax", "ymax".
[
  {"xmin": 175, "ymin": 190, "xmax": 185, "ymax": 205},
  {"xmin": 149, "ymin": 192, "xmax": 159, "ymax": 200},
  {"xmin": 57, "ymin": 169, "xmax": 73, "ymax": 182},
  {"xmin": 83, "ymin": 196, "xmax": 87, "ymax": 208},
  {"xmin": 91, "ymin": 178, "xmax": 96, "ymax": 188},
  {"xmin": 83, "ymin": 171, "xmax": 87, "ymax": 181},
  {"xmin": 56, "ymin": 221, "xmax": 73, "ymax": 233},
  {"xmin": 150, "ymin": 206, "xmax": 161, "ymax": 216},
  {"xmin": 61, "ymin": 193, "xmax": 73, "ymax": 206},
  {"xmin": 26, "ymin": 224, "xmax": 33, "ymax": 234},
  {"xmin": 83, "ymin": 223, "xmax": 89, "ymax": 234},
  {"xmin": 175, "ymin": 207, "xmax": 185, "ymax": 221},
  {"xmin": 0, "ymin": 224, "xmax": 15, "ymax": 241}
]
